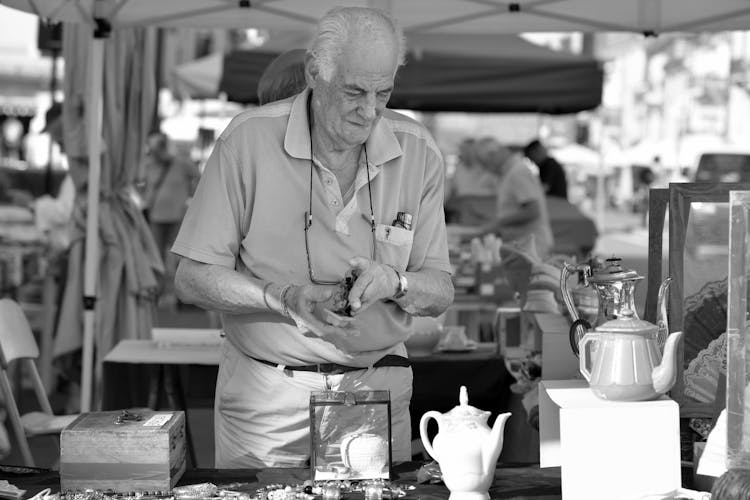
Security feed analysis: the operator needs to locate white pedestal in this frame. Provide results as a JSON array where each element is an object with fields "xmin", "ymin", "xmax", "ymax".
[{"xmin": 539, "ymin": 379, "xmax": 681, "ymax": 500}]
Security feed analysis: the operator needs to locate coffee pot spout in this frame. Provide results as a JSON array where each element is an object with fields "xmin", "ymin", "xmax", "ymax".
[
  {"xmin": 652, "ymin": 330, "xmax": 683, "ymax": 396},
  {"xmin": 483, "ymin": 412, "xmax": 511, "ymax": 477}
]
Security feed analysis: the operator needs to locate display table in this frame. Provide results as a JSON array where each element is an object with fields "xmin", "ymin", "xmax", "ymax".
[
  {"xmin": 0, "ymin": 462, "xmax": 563, "ymax": 500},
  {"xmin": 102, "ymin": 340, "xmax": 519, "ymax": 462}
]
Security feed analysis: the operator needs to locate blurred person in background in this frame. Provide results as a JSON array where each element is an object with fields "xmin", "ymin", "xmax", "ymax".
[
  {"xmin": 257, "ymin": 49, "xmax": 307, "ymax": 105},
  {"xmin": 7, "ymin": 103, "xmax": 82, "ymax": 252},
  {"xmin": 470, "ymin": 137, "xmax": 554, "ymax": 302},
  {"xmin": 139, "ymin": 132, "xmax": 200, "ymax": 307},
  {"xmin": 523, "ymin": 138, "xmax": 568, "ymax": 200},
  {"xmin": 474, "ymin": 137, "xmax": 553, "ymax": 258},
  {"xmin": 444, "ymin": 137, "xmax": 497, "ymax": 225}
]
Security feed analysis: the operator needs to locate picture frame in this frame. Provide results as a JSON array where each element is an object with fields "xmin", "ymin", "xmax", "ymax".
[
  {"xmin": 309, "ymin": 390, "xmax": 392, "ymax": 481},
  {"xmin": 726, "ymin": 190, "xmax": 750, "ymax": 468},
  {"xmin": 668, "ymin": 182, "xmax": 750, "ymax": 412}
]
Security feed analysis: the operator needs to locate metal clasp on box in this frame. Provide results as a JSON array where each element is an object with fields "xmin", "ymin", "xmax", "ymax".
[{"xmin": 114, "ymin": 409, "xmax": 143, "ymax": 425}]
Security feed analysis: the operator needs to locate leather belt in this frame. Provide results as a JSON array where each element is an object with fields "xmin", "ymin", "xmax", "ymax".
[{"xmin": 249, "ymin": 354, "xmax": 411, "ymax": 375}]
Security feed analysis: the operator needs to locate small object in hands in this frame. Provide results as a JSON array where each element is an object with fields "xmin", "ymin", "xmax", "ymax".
[
  {"xmin": 330, "ymin": 270, "xmax": 359, "ymax": 317},
  {"xmin": 324, "ymin": 309, "xmax": 357, "ymax": 327}
]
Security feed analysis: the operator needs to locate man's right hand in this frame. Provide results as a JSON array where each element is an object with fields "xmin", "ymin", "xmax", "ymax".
[{"xmin": 284, "ymin": 284, "xmax": 361, "ymax": 351}]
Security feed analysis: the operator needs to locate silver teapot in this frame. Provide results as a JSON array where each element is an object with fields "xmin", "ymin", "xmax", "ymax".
[{"xmin": 560, "ymin": 257, "xmax": 671, "ymax": 356}]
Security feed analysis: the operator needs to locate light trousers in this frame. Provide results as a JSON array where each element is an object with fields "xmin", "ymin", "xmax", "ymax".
[{"xmin": 214, "ymin": 341, "xmax": 413, "ymax": 468}]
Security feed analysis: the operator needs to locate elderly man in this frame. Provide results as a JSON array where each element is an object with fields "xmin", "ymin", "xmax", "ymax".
[{"xmin": 172, "ymin": 7, "xmax": 454, "ymax": 468}]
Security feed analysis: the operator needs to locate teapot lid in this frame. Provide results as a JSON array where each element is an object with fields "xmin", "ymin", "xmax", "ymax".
[
  {"xmin": 443, "ymin": 386, "xmax": 490, "ymax": 422},
  {"xmin": 588, "ymin": 257, "xmax": 643, "ymax": 284},
  {"xmin": 595, "ymin": 310, "xmax": 657, "ymax": 334}
]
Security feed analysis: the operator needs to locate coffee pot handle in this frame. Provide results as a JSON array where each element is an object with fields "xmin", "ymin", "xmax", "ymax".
[
  {"xmin": 569, "ymin": 319, "xmax": 591, "ymax": 357},
  {"xmin": 578, "ymin": 332, "xmax": 598, "ymax": 382},
  {"xmin": 561, "ymin": 263, "xmax": 590, "ymax": 357},
  {"xmin": 419, "ymin": 411, "xmax": 442, "ymax": 461}
]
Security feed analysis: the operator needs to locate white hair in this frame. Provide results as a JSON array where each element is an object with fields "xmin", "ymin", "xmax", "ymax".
[{"xmin": 308, "ymin": 6, "xmax": 406, "ymax": 81}]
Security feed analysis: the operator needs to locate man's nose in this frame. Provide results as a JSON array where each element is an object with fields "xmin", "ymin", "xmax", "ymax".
[{"xmin": 359, "ymin": 94, "xmax": 378, "ymax": 120}]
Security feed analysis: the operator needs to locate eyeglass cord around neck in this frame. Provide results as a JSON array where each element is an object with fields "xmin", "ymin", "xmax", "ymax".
[{"xmin": 305, "ymin": 99, "xmax": 376, "ymax": 234}]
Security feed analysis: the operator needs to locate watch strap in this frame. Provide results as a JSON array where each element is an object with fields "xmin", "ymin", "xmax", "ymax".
[{"xmin": 389, "ymin": 266, "xmax": 408, "ymax": 299}]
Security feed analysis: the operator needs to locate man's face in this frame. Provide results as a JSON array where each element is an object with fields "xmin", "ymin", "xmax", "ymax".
[{"xmin": 310, "ymin": 37, "xmax": 398, "ymax": 149}]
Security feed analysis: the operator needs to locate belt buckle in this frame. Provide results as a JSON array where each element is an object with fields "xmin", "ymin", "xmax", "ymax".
[{"xmin": 318, "ymin": 363, "xmax": 345, "ymax": 375}]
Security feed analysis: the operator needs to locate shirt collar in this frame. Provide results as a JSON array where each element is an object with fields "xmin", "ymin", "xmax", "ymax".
[{"xmin": 284, "ymin": 88, "xmax": 403, "ymax": 167}]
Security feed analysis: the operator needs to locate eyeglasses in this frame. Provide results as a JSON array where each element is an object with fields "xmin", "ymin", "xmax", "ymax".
[{"xmin": 304, "ymin": 104, "xmax": 376, "ymax": 284}]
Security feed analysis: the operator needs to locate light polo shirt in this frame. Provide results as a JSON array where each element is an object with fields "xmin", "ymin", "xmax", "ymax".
[
  {"xmin": 495, "ymin": 155, "xmax": 554, "ymax": 258},
  {"xmin": 172, "ymin": 89, "xmax": 451, "ymax": 367}
]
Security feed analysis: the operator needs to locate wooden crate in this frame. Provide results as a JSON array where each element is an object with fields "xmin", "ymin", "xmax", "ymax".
[{"xmin": 60, "ymin": 410, "xmax": 186, "ymax": 492}]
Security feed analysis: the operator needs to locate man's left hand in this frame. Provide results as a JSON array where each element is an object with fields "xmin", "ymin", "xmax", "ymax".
[{"xmin": 346, "ymin": 256, "xmax": 398, "ymax": 314}]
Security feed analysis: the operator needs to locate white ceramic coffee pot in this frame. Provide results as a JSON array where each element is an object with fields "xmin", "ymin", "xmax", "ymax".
[{"xmin": 420, "ymin": 386, "xmax": 511, "ymax": 500}]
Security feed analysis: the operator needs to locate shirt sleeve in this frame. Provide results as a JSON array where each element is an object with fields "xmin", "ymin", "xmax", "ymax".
[
  {"xmin": 408, "ymin": 145, "xmax": 453, "ymax": 274},
  {"xmin": 171, "ymin": 137, "xmax": 251, "ymax": 268},
  {"xmin": 510, "ymin": 166, "xmax": 542, "ymax": 205}
]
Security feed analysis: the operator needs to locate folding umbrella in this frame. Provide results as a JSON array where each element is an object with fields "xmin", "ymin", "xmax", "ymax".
[{"xmin": 44, "ymin": 21, "xmax": 163, "ymax": 411}]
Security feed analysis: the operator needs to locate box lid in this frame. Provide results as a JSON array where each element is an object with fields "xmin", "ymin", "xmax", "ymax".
[{"xmin": 64, "ymin": 410, "xmax": 179, "ymax": 433}]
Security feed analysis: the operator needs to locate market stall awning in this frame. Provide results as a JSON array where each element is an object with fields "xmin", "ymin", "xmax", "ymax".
[
  {"xmin": 176, "ymin": 34, "xmax": 603, "ymax": 114},
  {"xmin": 5, "ymin": 0, "xmax": 750, "ymax": 34}
]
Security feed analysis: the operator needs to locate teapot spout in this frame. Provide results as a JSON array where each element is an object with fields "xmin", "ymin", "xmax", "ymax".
[
  {"xmin": 483, "ymin": 412, "xmax": 511, "ymax": 477},
  {"xmin": 652, "ymin": 331, "xmax": 683, "ymax": 395}
]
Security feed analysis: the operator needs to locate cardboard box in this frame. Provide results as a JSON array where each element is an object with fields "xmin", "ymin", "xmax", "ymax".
[
  {"xmin": 539, "ymin": 380, "xmax": 681, "ymax": 500},
  {"xmin": 61, "ymin": 410, "xmax": 186, "ymax": 492},
  {"xmin": 533, "ymin": 312, "xmax": 580, "ymax": 380}
]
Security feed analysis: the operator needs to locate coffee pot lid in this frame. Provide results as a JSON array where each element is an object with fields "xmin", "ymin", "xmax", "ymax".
[
  {"xmin": 444, "ymin": 386, "xmax": 490, "ymax": 422},
  {"xmin": 588, "ymin": 257, "xmax": 643, "ymax": 284},
  {"xmin": 595, "ymin": 309, "xmax": 657, "ymax": 334}
]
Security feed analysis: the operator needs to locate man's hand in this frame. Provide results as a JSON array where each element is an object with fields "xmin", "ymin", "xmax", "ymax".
[
  {"xmin": 346, "ymin": 257, "xmax": 399, "ymax": 315},
  {"xmin": 284, "ymin": 284, "xmax": 360, "ymax": 350}
]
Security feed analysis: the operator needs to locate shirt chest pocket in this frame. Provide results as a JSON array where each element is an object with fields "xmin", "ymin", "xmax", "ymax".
[{"xmin": 375, "ymin": 224, "xmax": 413, "ymax": 271}]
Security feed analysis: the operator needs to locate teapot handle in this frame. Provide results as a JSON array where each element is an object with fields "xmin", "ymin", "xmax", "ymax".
[
  {"xmin": 578, "ymin": 332, "xmax": 599, "ymax": 382},
  {"xmin": 419, "ymin": 411, "xmax": 442, "ymax": 461}
]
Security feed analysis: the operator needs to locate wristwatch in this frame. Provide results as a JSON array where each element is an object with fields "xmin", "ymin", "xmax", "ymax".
[{"xmin": 391, "ymin": 267, "xmax": 408, "ymax": 299}]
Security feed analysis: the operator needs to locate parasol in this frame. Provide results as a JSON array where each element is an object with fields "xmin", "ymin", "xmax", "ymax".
[{"xmin": 48, "ymin": 18, "xmax": 163, "ymax": 411}]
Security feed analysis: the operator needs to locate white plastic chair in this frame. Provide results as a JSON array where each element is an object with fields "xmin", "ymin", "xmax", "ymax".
[{"xmin": 0, "ymin": 298, "xmax": 78, "ymax": 467}]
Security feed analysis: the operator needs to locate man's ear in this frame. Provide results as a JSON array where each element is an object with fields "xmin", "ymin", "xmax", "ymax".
[{"xmin": 304, "ymin": 52, "xmax": 319, "ymax": 87}]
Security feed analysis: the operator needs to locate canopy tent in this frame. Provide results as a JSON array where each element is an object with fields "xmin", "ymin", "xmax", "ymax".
[
  {"xmin": 6, "ymin": 0, "xmax": 750, "ymax": 33},
  {"xmin": 175, "ymin": 34, "xmax": 603, "ymax": 114},
  {"xmin": 6, "ymin": 0, "xmax": 750, "ymax": 412}
]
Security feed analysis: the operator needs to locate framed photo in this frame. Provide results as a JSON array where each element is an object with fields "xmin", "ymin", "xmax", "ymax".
[
  {"xmin": 309, "ymin": 390, "xmax": 392, "ymax": 481},
  {"xmin": 726, "ymin": 190, "xmax": 750, "ymax": 468},
  {"xmin": 668, "ymin": 182, "xmax": 750, "ymax": 413}
]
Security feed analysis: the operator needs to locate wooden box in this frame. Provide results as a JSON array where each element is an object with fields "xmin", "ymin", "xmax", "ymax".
[{"xmin": 60, "ymin": 410, "xmax": 186, "ymax": 492}]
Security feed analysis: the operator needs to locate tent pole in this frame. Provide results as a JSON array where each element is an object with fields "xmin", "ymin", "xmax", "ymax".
[
  {"xmin": 595, "ymin": 108, "xmax": 606, "ymax": 232},
  {"xmin": 81, "ymin": 36, "xmax": 104, "ymax": 413}
]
